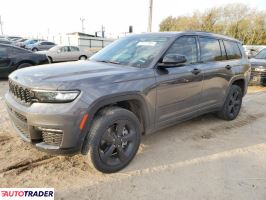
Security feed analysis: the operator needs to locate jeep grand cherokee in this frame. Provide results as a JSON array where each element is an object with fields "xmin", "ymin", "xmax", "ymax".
[{"xmin": 5, "ymin": 32, "xmax": 250, "ymax": 173}]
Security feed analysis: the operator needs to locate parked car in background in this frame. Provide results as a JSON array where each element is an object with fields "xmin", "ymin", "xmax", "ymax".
[
  {"xmin": 249, "ymin": 48, "xmax": 266, "ymax": 86},
  {"xmin": 7, "ymin": 36, "xmax": 22, "ymax": 41},
  {"xmin": 5, "ymin": 32, "xmax": 250, "ymax": 173},
  {"xmin": 0, "ymin": 44, "xmax": 49, "ymax": 77},
  {"xmin": 37, "ymin": 45, "xmax": 93, "ymax": 63},
  {"xmin": 14, "ymin": 38, "xmax": 28, "ymax": 47},
  {"xmin": 25, "ymin": 41, "xmax": 56, "ymax": 52},
  {"xmin": 0, "ymin": 39, "xmax": 12, "ymax": 45},
  {"xmin": 21, "ymin": 39, "xmax": 39, "ymax": 48}
]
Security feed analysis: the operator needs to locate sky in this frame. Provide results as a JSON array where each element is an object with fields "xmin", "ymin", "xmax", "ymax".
[{"xmin": 0, "ymin": 0, "xmax": 265, "ymax": 38}]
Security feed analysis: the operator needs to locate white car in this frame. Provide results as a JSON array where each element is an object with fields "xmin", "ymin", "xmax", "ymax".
[{"xmin": 37, "ymin": 45, "xmax": 93, "ymax": 63}]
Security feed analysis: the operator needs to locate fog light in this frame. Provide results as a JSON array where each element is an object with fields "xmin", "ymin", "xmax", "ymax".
[{"xmin": 36, "ymin": 127, "xmax": 63, "ymax": 146}]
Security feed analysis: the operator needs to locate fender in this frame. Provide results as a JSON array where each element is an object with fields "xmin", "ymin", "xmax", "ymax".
[
  {"xmin": 223, "ymin": 75, "xmax": 246, "ymax": 104},
  {"xmin": 80, "ymin": 92, "xmax": 153, "ymax": 154}
]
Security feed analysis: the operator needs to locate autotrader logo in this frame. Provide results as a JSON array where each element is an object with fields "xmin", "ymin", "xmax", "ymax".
[{"xmin": 0, "ymin": 188, "xmax": 54, "ymax": 199}]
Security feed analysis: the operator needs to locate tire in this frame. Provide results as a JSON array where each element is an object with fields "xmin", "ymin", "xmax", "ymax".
[
  {"xmin": 217, "ymin": 85, "xmax": 243, "ymax": 121},
  {"xmin": 88, "ymin": 107, "xmax": 141, "ymax": 173},
  {"xmin": 17, "ymin": 63, "xmax": 32, "ymax": 69},
  {"xmin": 32, "ymin": 48, "xmax": 38, "ymax": 52},
  {"xmin": 48, "ymin": 57, "xmax": 53, "ymax": 63},
  {"xmin": 79, "ymin": 55, "xmax": 87, "ymax": 60}
]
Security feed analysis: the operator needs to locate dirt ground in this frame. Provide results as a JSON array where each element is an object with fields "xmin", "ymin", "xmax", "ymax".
[{"xmin": 1, "ymin": 79, "xmax": 266, "ymax": 200}]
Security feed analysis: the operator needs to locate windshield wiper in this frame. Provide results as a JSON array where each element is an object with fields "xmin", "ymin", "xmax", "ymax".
[{"xmin": 96, "ymin": 60, "xmax": 121, "ymax": 65}]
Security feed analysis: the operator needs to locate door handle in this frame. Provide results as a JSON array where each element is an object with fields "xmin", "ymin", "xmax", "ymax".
[
  {"xmin": 191, "ymin": 68, "xmax": 201, "ymax": 75},
  {"xmin": 225, "ymin": 65, "xmax": 232, "ymax": 70}
]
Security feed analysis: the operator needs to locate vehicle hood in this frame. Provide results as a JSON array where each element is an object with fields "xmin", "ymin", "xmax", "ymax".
[
  {"xmin": 249, "ymin": 58, "xmax": 266, "ymax": 68},
  {"xmin": 9, "ymin": 61, "xmax": 141, "ymax": 90}
]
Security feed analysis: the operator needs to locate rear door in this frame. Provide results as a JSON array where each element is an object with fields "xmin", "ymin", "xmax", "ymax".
[
  {"xmin": 197, "ymin": 37, "xmax": 234, "ymax": 108},
  {"xmin": 69, "ymin": 46, "xmax": 81, "ymax": 60}
]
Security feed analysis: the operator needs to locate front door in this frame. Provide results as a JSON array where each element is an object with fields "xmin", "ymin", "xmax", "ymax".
[{"xmin": 155, "ymin": 36, "xmax": 204, "ymax": 127}]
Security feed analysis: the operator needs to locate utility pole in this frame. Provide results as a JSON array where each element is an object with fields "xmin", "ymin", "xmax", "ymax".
[
  {"xmin": 80, "ymin": 18, "xmax": 85, "ymax": 33},
  {"xmin": 147, "ymin": 0, "xmax": 153, "ymax": 32},
  {"xmin": 101, "ymin": 25, "xmax": 105, "ymax": 38},
  {"xmin": 0, "ymin": 15, "xmax": 3, "ymax": 35}
]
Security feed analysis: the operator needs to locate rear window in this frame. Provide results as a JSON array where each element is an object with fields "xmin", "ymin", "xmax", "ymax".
[
  {"xmin": 224, "ymin": 40, "xmax": 242, "ymax": 60},
  {"xmin": 199, "ymin": 37, "xmax": 222, "ymax": 62}
]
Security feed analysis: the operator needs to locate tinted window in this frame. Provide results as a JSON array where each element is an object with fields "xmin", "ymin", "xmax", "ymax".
[
  {"xmin": 0, "ymin": 46, "xmax": 8, "ymax": 58},
  {"xmin": 199, "ymin": 37, "xmax": 222, "ymax": 62},
  {"xmin": 166, "ymin": 36, "xmax": 197, "ymax": 64},
  {"xmin": 219, "ymin": 40, "xmax": 227, "ymax": 60},
  {"xmin": 70, "ymin": 46, "xmax": 79, "ymax": 52},
  {"xmin": 224, "ymin": 40, "xmax": 242, "ymax": 60},
  {"xmin": 46, "ymin": 42, "xmax": 55, "ymax": 45}
]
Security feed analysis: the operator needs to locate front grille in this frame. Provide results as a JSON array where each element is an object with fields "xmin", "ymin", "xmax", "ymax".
[
  {"xmin": 9, "ymin": 80, "xmax": 32, "ymax": 104},
  {"xmin": 251, "ymin": 71, "xmax": 266, "ymax": 77},
  {"xmin": 41, "ymin": 129, "xmax": 63, "ymax": 146},
  {"xmin": 13, "ymin": 121, "xmax": 30, "ymax": 139}
]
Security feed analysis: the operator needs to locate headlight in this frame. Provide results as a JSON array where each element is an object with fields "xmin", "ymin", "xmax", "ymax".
[
  {"xmin": 33, "ymin": 90, "xmax": 80, "ymax": 103},
  {"xmin": 254, "ymin": 67, "xmax": 266, "ymax": 72}
]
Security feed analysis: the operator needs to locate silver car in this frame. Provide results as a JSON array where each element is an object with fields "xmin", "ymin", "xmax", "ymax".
[{"xmin": 37, "ymin": 45, "xmax": 93, "ymax": 63}]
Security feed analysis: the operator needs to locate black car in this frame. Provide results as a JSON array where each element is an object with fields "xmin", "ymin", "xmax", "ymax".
[
  {"xmin": 0, "ymin": 44, "xmax": 49, "ymax": 77},
  {"xmin": 250, "ymin": 48, "xmax": 266, "ymax": 86}
]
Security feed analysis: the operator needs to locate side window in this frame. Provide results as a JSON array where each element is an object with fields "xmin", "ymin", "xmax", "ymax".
[
  {"xmin": 47, "ymin": 42, "xmax": 55, "ymax": 45},
  {"xmin": 166, "ymin": 36, "xmax": 197, "ymax": 64},
  {"xmin": 70, "ymin": 46, "xmax": 79, "ymax": 52},
  {"xmin": 0, "ymin": 46, "xmax": 8, "ymax": 58},
  {"xmin": 224, "ymin": 40, "xmax": 242, "ymax": 60},
  {"xmin": 60, "ymin": 46, "xmax": 69, "ymax": 52},
  {"xmin": 199, "ymin": 37, "xmax": 222, "ymax": 62},
  {"xmin": 219, "ymin": 40, "xmax": 227, "ymax": 60}
]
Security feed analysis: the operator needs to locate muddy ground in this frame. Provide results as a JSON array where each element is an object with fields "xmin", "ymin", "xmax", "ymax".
[{"xmin": 0, "ymin": 79, "xmax": 266, "ymax": 200}]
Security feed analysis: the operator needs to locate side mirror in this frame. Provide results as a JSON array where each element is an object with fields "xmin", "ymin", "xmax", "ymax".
[{"xmin": 158, "ymin": 53, "xmax": 187, "ymax": 68}]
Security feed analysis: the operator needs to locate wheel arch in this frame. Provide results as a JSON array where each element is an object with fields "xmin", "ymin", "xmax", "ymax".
[
  {"xmin": 80, "ymin": 93, "xmax": 151, "ymax": 154},
  {"xmin": 229, "ymin": 76, "xmax": 247, "ymax": 96},
  {"xmin": 16, "ymin": 60, "xmax": 35, "ymax": 68}
]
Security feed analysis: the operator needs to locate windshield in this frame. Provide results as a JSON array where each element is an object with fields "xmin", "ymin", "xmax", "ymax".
[
  {"xmin": 90, "ymin": 35, "xmax": 170, "ymax": 68},
  {"xmin": 255, "ymin": 49, "xmax": 266, "ymax": 59},
  {"xmin": 49, "ymin": 46, "xmax": 60, "ymax": 52}
]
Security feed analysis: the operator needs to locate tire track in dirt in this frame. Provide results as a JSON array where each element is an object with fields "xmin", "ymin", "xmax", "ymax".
[
  {"xmin": 0, "ymin": 135, "xmax": 12, "ymax": 143},
  {"xmin": 195, "ymin": 112, "xmax": 266, "ymax": 140},
  {"xmin": 0, "ymin": 155, "xmax": 57, "ymax": 175}
]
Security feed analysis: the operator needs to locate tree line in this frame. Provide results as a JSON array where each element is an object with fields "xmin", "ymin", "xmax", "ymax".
[{"xmin": 159, "ymin": 4, "xmax": 266, "ymax": 45}]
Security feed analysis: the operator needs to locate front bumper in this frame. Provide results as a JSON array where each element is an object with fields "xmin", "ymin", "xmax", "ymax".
[
  {"xmin": 5, "ymin": 92, "xmax": 89, "ymax": 154},
  {"xmin": 249, "ymin": 71, "xmax": 266, "ymax": 86}
]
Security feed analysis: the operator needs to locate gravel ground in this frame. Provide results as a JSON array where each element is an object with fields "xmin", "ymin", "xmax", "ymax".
[{"xmin": 0, "ymin": 79, "xmax": 266, "ymax": 200}]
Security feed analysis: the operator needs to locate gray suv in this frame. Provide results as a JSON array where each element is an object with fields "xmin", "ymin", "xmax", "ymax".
[{"xmin": 5, "ymin": 32, "xmax": 250, "ymax": 173}]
